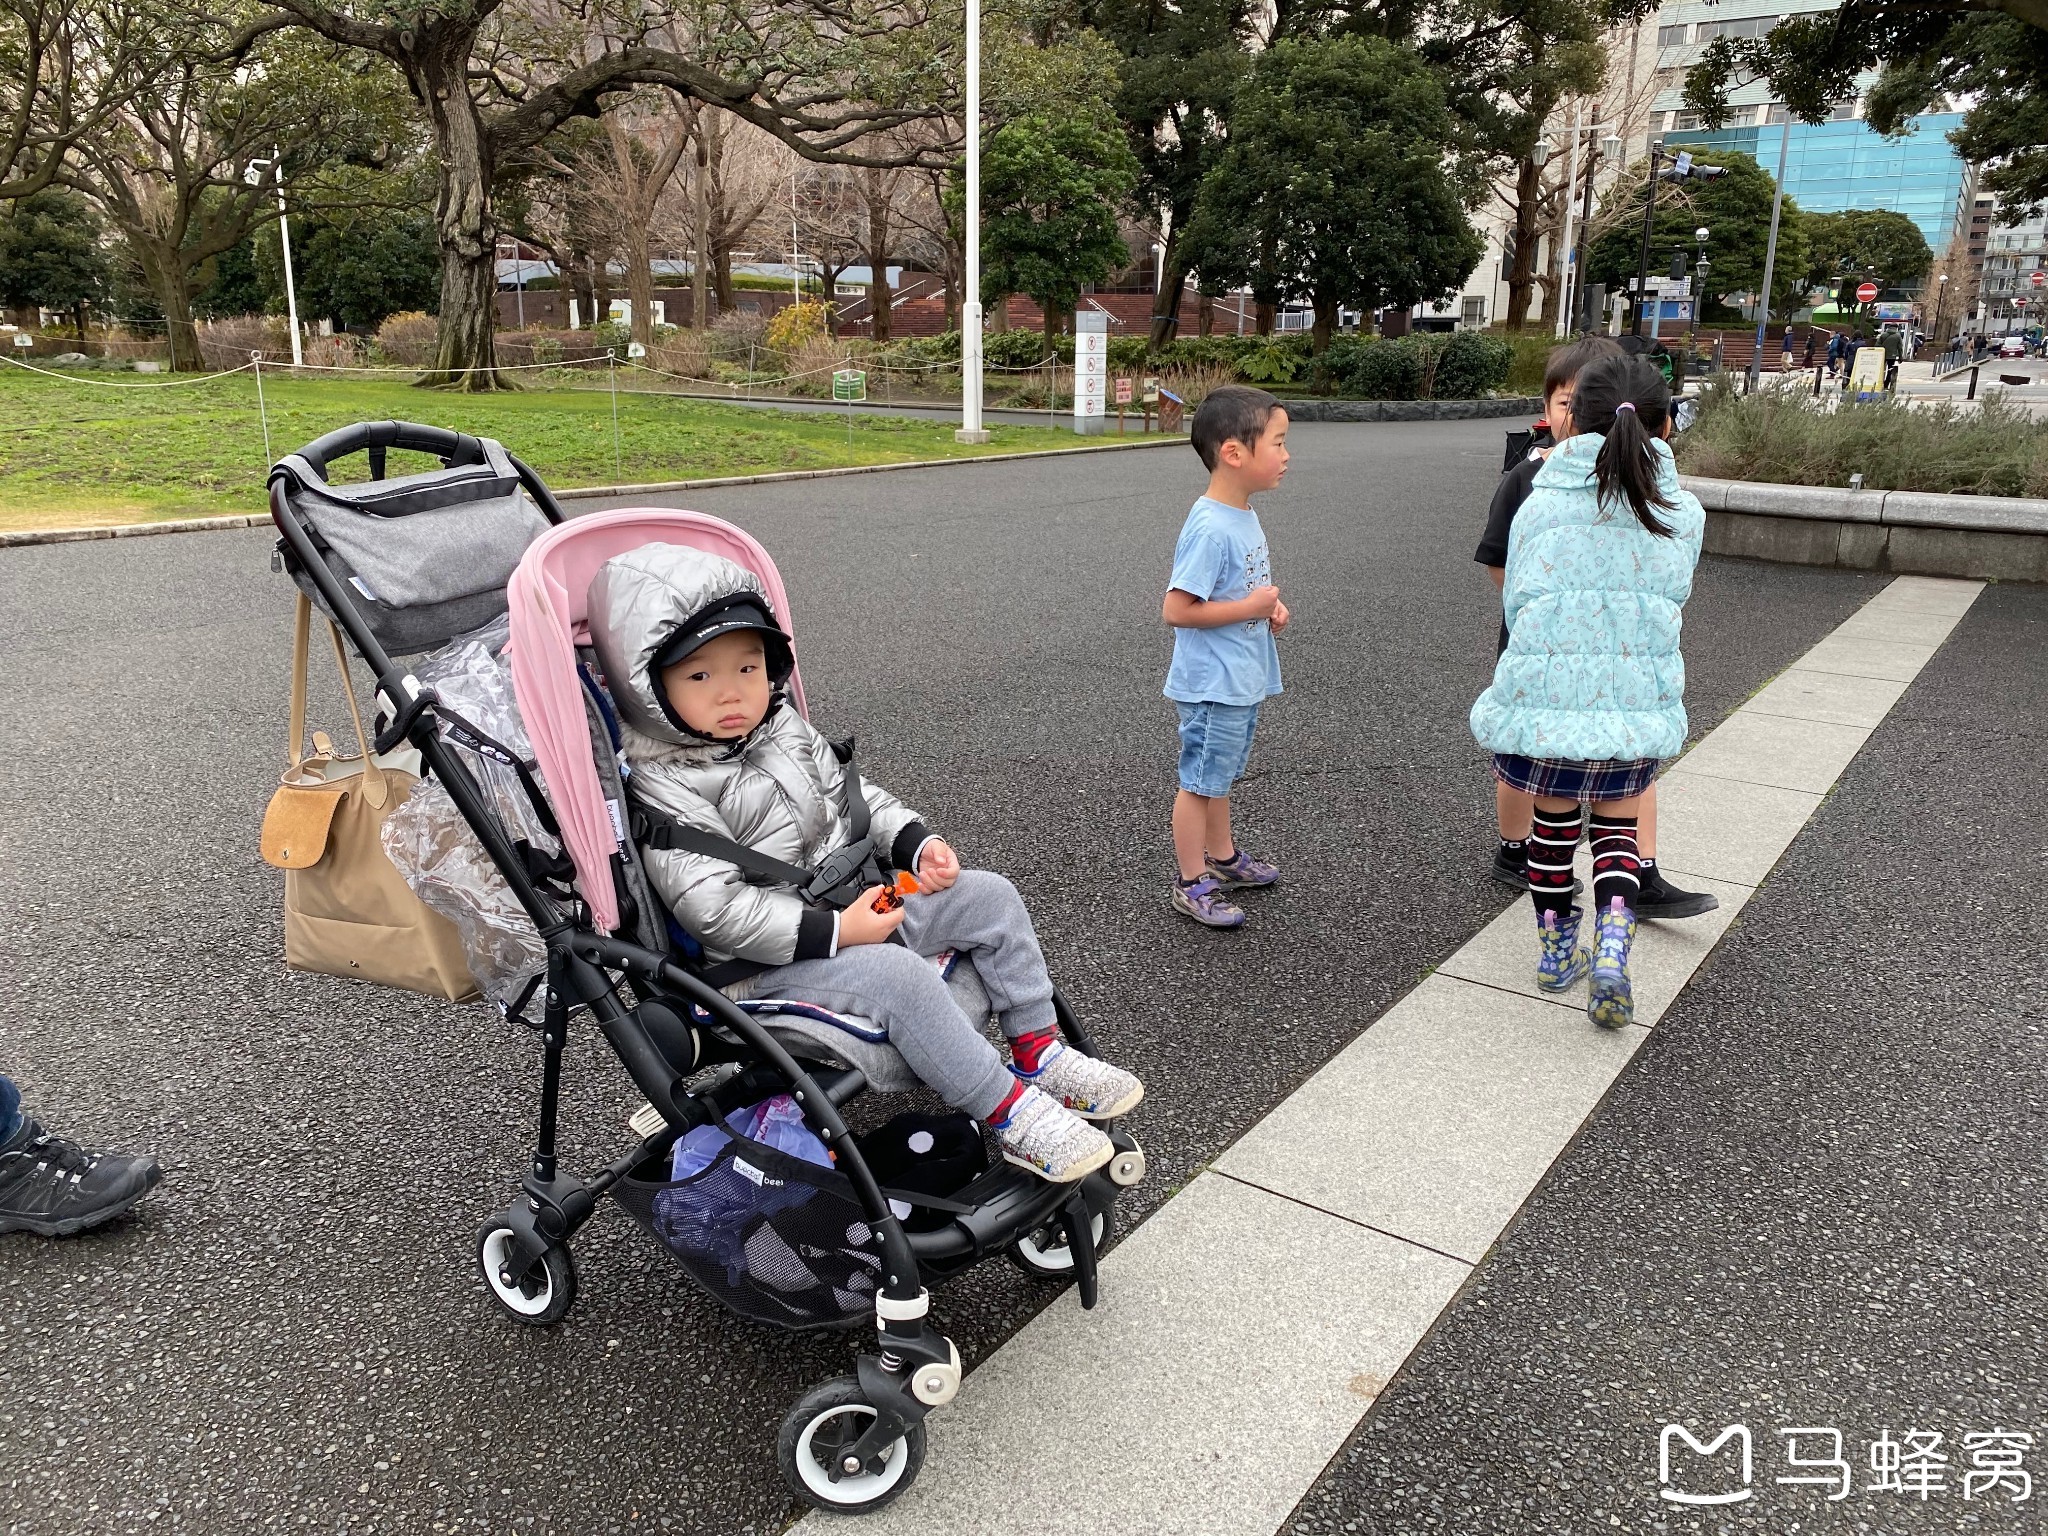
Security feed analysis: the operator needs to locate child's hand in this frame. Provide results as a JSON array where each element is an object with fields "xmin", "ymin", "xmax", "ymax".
[
  {"xmin": 1271, "ymin": 598, "xmax": 1290, "ymax": 633},
  {"xmin": 839, "ymin": 891, "xmax": 909, "ymax": 947},
  {"xmin": 916, "ymin": 839, "xmax": 960, "ymax": 892},
  {"xmin": 1245, "ymin": 585, "xmax": 1281, "ymax": 620}
]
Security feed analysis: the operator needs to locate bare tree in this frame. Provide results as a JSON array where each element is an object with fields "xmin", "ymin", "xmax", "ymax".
[{"xmin": 0, "ymin": 0, "xmax": 168, "ymax": 203}]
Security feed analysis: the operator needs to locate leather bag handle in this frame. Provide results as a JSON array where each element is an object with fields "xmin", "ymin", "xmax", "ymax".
[{"xmin": 288, "ymin": 592, "xmax": 390, "ymax": 809}]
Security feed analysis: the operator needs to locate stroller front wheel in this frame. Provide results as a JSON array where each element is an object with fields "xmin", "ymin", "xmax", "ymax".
[
  {"xmin": 476, "ymin": 1220, "xmax": 577, "ymax": 1326},
  {"xmin": 1008, "ymin": 1207, "xmax": 1113, "ymax": 1280},
  {"xmin": 778, "ymin": 1376, "xmax": 926, "ymax": 1513}
]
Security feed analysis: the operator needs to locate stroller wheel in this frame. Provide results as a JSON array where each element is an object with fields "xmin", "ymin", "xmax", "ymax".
[
  {"xmin": 777, "ymin": 1376, "xmax": 926, "ymax": 1513},
  {"xmin": 476, "ymin": 1220, "xmax": 577, "ymax": 1326},
  {"xmin": 1008, "ymin": 1207, "xmax": 1113, "ymax": 1280}
]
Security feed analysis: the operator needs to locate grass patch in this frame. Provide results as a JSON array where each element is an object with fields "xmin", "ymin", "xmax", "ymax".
[
  {"xmin": 0, "ymin": 367, "xmax": 1077, "ymax": 530},
  {"xmin": 1678, "ymin": 381, "xmax": 2048, "ymax": 498}
]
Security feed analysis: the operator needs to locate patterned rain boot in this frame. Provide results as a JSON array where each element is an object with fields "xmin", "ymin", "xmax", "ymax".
[
  {"xmin": 1586, "ymin": 898, "xmax": 1638, "ymax": 1030},
  {"xmin": 1535, "ymin": 907, "xmax": 1590, "ymax": 993}
]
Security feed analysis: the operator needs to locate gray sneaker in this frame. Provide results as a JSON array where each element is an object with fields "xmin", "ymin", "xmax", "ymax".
[
  {"xmin": 993, "ymin": 1086, "xmax": 1114, "ymax": 1183},
  {"xmin": 1014, "ymin": 1043, "xmax": 1144, "ymax": 1120}
]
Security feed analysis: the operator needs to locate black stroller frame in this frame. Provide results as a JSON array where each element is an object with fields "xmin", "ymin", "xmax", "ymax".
[{"xmin": 268, "ymin": 421, "xmax": 1145, "ymax": 1513}]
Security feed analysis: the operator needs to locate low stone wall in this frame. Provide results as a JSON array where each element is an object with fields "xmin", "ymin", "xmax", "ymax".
[
  {"xmin": 1683, "ymin": 476, "xmax": 2048, "ymax": 583},
  {"xmin": 1281, "ymin": 396, "xmax": 1541, "ymax": 423}
]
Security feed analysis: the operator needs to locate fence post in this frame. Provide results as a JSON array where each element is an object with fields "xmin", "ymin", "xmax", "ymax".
[
  {"xmin": 252, "ymin": 352, "xmax": 272, "ymax": 467},
  {"xmin": 608, "ymin": 353, "xmax": 623, "ymax": 480}
]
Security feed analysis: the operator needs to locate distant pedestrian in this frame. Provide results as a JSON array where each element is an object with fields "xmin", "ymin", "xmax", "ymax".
[
  {"xmin": 1803, "ymin": 329, "xmax": 1820, "ymax": 369},
  {"xmin": 1827, "ymin": 330, "xmax": 1845, "ymax": 380},
  {"xmin": 1781, "ymin": 324, "xmax": 1795, "ymax": 369},
  {"xmin": 1163, "ymin": 386, "xmax": 1289, "ymax": 929},
  {"xmin": 1472, "ymin": 339, "xmax": 1715, "ymax": 920},
  {"xmin": 1469, "ymin": 355, "xmax": 1706, "ymax": 1030},
  {"xmin": 0, "ymin": 1072, "xmax": 161, "ymax": 1236}
]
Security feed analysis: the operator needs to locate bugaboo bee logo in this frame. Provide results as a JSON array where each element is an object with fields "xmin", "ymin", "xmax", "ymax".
[{"xmin": 1659, "ymin": 1423, "xmax": 1755, "ymax": 1506}]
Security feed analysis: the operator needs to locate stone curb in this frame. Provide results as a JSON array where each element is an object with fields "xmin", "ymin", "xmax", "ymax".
[
  {"xmin": 0, "ymin": 437, "xmax": 1184, "ymax": 549},
  {"xmin": 1681, "ymin": 475, "xmax": 2048, "ymax": 582}
]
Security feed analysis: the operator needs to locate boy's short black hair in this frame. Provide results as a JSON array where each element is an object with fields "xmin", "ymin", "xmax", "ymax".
[
  {"xmin": 1543, "ymin": 336, "xmax": 1624, "ymax": 400},
  {"xmin": 1191, "ymin": 385, "xmax": 1282, "ymax": 472}
]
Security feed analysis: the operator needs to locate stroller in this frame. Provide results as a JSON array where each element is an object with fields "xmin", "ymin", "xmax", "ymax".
[{"xmin": 267, "ymin": 422, "xmax": 1147, "ymax": 1513}]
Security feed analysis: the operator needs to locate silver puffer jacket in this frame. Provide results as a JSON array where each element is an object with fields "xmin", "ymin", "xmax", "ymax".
[{"xmin": 588, "ymin": 543, "xmax": 926, "ymax": 967}]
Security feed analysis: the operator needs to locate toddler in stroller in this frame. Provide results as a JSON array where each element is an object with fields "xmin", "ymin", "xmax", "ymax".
[{"xmin": 588, "ymin": 542, "xmax": 1144, "ymax": 1183}]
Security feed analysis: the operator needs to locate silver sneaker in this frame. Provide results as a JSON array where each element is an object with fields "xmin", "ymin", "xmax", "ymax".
[
  {"xmin": 994, "ymin": 1086, "xmax": 1114, "ymax": 1183},
  {"xmin": 1014, "ymin": 1043, "xmax": 1144, "ymax": 1120}
]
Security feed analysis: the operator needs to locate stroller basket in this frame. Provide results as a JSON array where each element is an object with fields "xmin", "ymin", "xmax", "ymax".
[{"xmin": 613, "ymin": 1134, "xmax": 886, "ymax": 1332}]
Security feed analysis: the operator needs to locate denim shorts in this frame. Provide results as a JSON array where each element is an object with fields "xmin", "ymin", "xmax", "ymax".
[{"xmin": 1176, "ymin": 701, "xmax": 1261, "ymax": 797}]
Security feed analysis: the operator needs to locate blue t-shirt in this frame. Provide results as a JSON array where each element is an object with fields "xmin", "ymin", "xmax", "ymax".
[{"xmin": 1164, "ymin": 496, "xmax": 1283, "ymax": 706}]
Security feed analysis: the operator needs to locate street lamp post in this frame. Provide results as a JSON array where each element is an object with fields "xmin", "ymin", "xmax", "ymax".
[
  {"xmin": 1631, "ymin": 144, "xmax": 1726, "ymax": 336},
  {"xmin": 1931, "ymin": 272, "xmax": 1950, "ymax": 348},
  {"xmin": 1745, "ymin": 109, "xmax": 1793, "ymax": 393},
  {"xmin": 1534, "ymin": 114, "xmax": 1622, "ymax": 339},
  {"xmin": 244, "ymin": 149, "xmax": 302, "ymax": 367},
  {"xmin": 1690, "ymin": 226, "xmax": 1710, "ymax": 346},
  {"xmin": 955, "ymin": 0, "xmax": 989, "ymax": 444}
]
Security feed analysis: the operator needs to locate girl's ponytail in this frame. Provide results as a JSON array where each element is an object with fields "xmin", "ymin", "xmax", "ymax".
[{"xmin": 1573, "ymin": 355, "xmax": 1677, "ymax": 537}]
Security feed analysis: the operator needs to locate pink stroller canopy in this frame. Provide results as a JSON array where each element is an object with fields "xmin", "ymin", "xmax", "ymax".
[{"xmin": 506, "ymin": 508, "xmax": 807, "ymax": 934}]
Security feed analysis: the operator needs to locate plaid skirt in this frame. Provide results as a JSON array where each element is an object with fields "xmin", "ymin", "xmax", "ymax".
[{"xmin": 1491, "ymin": 753, "xmax": 1663, "ymax": 802}]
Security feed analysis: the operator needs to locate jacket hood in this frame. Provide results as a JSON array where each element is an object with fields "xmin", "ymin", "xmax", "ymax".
[
  {"xmin": 588, "ymin": 543, "xmax": 783, "ymax": 750},
  {"xmin": 1536, "ymin": 431, "xmax": 1683, "ymax": 504}
]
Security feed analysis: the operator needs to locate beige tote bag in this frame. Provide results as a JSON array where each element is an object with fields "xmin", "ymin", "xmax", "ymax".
[{"xmin": 259, "ymin": 595, "xmax": 478, "ymax": 1002}]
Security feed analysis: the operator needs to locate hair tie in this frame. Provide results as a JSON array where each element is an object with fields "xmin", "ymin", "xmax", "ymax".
[{"xmin": 1615, "ymin": 401, "xmax": 1637, "ymax": 414}]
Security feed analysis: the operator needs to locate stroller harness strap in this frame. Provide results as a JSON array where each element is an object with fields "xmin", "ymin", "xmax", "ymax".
[{"xmin": 628, "ymin": 738, "xmax": 883, "ymax": 913}]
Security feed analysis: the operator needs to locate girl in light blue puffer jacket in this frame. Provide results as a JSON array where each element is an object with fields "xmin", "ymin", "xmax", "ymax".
[{"xmin": 1469, "ymin": 354, "xmax": 1705, "ymax": 1029}]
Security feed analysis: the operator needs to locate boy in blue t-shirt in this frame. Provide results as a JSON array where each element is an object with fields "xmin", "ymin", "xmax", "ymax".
[{"xmin": 1162, "ymin": 386, "xmax": 1289, "ymax": 929}]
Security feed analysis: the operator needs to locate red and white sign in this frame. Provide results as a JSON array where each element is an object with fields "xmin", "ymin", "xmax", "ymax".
[
  {"xmin": 2032, "ymin": 270, "xmax": 2046, "ymax": 288},
  {"xmin": 1856, "ymin": 281, "xmax": 1879, "ymax": 304},
  {"xmin": 1115, "ymin": 377, "xmax": 1133, "ymax": 405}
]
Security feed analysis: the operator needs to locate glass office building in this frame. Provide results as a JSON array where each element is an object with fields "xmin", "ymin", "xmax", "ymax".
[
  {"xmin": 1647, "ymin": 1, "xmax": 1969, "ymax": 251},
  {"xmin": 1662, "ymin": 115, "xmax": 1966, "ymax": 250}
]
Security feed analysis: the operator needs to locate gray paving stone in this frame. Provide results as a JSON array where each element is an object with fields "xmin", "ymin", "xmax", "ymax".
[
  {"xmin": 1867, "ymin": 575, "xmax": 1985, "ymax": 616},
  {"xmin": 1828, "ymin": 606, "xmax": 1973, "ymax": 648},
  {"xmin": 1792, "ymin": 632, "xmax": 1941, "ymax": 682},
  {"xmin": 1649, "ymin": 770, "xmax": 1822, "ymax": 887},
  {"xmin": 1213, "ymin": 976, "xmax": 1645, "ymax": 1264},
  {"xmin": 1676, "ymin": 709, "xmax": 1873, "ymax": 793},
  {"xmin": 1739, "ymin": 667, "xmax": 1911, "ymax": 729},
  {"xmin": 826, "ymin": 1173, "xmax": 1468, "ymax": 1536}
]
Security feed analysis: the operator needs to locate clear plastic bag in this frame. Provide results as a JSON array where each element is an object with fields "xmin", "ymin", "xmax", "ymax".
[{"xmin": 381, "ymin": 616, "xmax": 556, "ymax": 1003}]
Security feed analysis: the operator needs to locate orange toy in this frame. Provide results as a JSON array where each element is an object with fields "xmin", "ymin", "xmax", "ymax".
[{"xmin": 869, "ymin": 870, "xmax": 921, "ymax": 913}]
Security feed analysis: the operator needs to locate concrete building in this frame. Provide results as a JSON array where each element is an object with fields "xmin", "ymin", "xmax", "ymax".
[{"xmin": 1979, "ymin": 207, "xmax": 2048, "ymax": 337}]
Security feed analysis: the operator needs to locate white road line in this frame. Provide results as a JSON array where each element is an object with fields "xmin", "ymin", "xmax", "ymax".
[{"xmin": 809, "ymin": 574, "xmax": 1984, "ymax": 1536}]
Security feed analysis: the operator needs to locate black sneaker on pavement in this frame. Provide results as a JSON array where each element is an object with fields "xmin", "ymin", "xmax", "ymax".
[
  {"xmin": 1634, "ymin": 863, "xmax": 1720, "ymax": 920},
  {"xmin": 0, "ymin": 1117, "xmax": 161, "ymax": 1237},
  {"xmin": 1490, "ymin": 844, "xmax": 1584, "ymax": 897}
]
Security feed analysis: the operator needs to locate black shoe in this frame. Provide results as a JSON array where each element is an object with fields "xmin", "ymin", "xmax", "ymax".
[
  {"xmin": 0, "ymin": 1117, "xmax": 161, "ymax": 1236},
  {"xmin": 1490, "ymin": 844, "xmax": 1585, "ymax": 896},
  {"xmin": 1634, "ymin": 864, "xmax": 1720, "ymax": 920}
]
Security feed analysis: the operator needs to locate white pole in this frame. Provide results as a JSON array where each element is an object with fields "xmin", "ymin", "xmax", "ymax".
[
  {"xmin": 1554, "ymin": 104, "xmax": 1583, "ymax": 340},
  {"xmin": 1746, "ymin": 113, "xmax": 1793, "ymax": 392},
  {"xmin": 791, "ymin": 167, "xmax": 802, "ymax": 305},
  {"xmin": 956, "ymin": 0, "xmax": 988, "ymax": 443},
  {"xmin": 274, "ymin": 150, "xmax": 302, "ymax": 367}
]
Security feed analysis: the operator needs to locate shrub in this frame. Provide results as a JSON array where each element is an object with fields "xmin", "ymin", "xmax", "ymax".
[
  {"xmin": 1158, "ymin": 360, "xmax": 1241, "ymax": 408},
  {"xmin": 1107, "ymin": 334, "xmax": 1149, "ymax": 371},
  {"xmin": 196, "ymin": 313, "xmax": 290, "ymax": 368},
  {"xmin": 1504, "ymin": 334, "xmax": 1552, "ymax": 396},
  {"xmin": 765, "ymin": 300, "xmax": 830, "ymax": 351},
  {"xmin": 589, "ymin": 319, "xmax": 632, "ymax": 360},
  {"xmin": 709, "ymin": 307, "xmax": 767, "ymax": 360},
  {"xmin": 375, "ymin": 311, "xmax": 438, "ymax": 367},
  {"xmin": 984, "ymin": 329, "xmax": 1053, "ymax": 369},
  {"xmin": 1343, "ymin": 336, "xmax": 1427, "ymax": 399},
  {"xmin": 1237, "ymin": 337, "xmax": 1307, "ymax": 386},
  {"xmin": 1678, "ymin": 386, "xmax": 2048, "ymax": 498},
  {"xmin": 1433, "ymin": 331, "xmax": 1515, "ymax": 399}
]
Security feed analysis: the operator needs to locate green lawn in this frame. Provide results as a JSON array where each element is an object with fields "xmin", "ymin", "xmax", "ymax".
[{"xmin": 0, "ymin": 368, "xmax": 1075, "ymax": 532}]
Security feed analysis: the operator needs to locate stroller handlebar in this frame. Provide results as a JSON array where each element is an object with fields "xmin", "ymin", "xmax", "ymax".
[{"xmin": 284, "ymin": 420, "xmax": 491, "ymax": 482}]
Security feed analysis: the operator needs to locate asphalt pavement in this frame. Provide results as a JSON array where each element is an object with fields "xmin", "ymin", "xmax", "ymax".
[
  {"xmin": 1282, "ymin": 579, "xmax": 2048, "ymax": 1535},
  {"xmin": 0, "ymin": 419, "xmax": 1891, "ymax": 1534}
]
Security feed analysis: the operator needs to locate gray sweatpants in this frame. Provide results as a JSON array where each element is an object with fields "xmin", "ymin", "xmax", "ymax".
[{"xmin": 750, "ymin": 869, "xmax": 1057, "ymax": 1120}]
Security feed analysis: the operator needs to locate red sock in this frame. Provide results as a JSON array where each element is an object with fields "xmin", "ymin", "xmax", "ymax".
[
  {"xmin": 1008, "ymin": 1027, "xmax": 1059, "ymax": 1074},
  {"xmin": 987, "ymin": 1078, "xmax": 1027, "ymax": 1127}
]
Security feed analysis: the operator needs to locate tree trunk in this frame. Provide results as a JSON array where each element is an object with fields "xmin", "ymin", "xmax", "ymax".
[
  {"xmin": 991, "ymin": 293, "xmax": 1009, "ymax": 333},
  {"xmin": 140, "ymin": 240, "xmax": 204, "ymax": 371},
  {"xmin": 624, "ymin": 218, "xmax": 655, "ymax": 347},
  {"xmin": 711, "ymin": 241, "xmax": 734, "ymax": 312},
  {"xmin": 416, "ymin": 41, "xmax": 507, "ymax": 389},
  {"xmin": 692, "ymin": 139, "xmax": 710, "ymax": 331},
  {"xmin": 1042, "ymin": 299, "xmax": 1059, "ymax": 343},
  {"xmin": 1148, "ymin": 233, "xmax": 1190, "ymax": 348},
  {"xmin": 1197, "ymin": 293, "xmax": 1215, "ymax": 337},
  {"xmin": 1503, "ymin": 150, "xmax": 1544, "ymax": 331},
  {"xmin": 1254, "ymin": 301, "xmax": 1275, "ymax": 337},
  {"xmin": 1310, "ymin": 298, "xmax": 1338, "ymax": 354},
  {"xmin": 595, "ymin": 259, "xmax": 613, "ymax": 321},
  {"xmin": 865, "ymin": 170, "xmax": 892, "ymax": 344}
]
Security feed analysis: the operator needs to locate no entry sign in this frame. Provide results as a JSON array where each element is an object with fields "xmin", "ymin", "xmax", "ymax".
[
  {"xmin": 2032, "ymin": 270, "xmax": 2046, "ymax": 288},
  {"xmin": 1856, "ymin": 281, "xmax": 1878, "ymax": 304}
]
